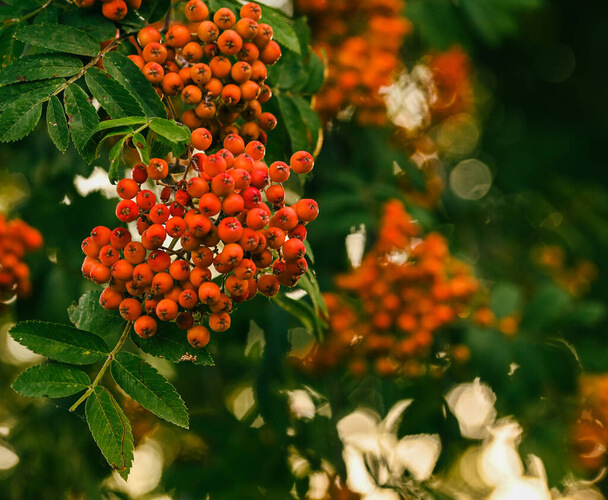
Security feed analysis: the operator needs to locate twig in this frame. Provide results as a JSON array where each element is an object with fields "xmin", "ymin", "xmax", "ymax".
[{"xmin": 68, "ymin": 321, "xmax": 133, "ymax": 412}]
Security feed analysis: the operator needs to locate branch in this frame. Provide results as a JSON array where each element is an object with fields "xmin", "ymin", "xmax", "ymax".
[{"xmin": 69, "ymin": 321, "xmax": 133, "ymax": 412}]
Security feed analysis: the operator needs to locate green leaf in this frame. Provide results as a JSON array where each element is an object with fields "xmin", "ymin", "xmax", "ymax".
[
  {"xmin": 136, "ymin": 0, "xmax": 171, "ymax": 23},
  {"xmin": 0, "ymin": 96, "xmax": 43, "ymax": 142},
  {"xmin": 61, "ymin": 9, "xmax": 118, "ymax": 43},
  {"xmin": 298, "ymin": 271, "xmax": 327, "ymax": 315},
  {"xmin": 68, "ymin": 290, "xmax": 127, "ymax": 339},
  {"xmin": 132, "ymin": 131, "xmax": 150, "ymax": 163},
  {"xmin": 291, "ymin": 94, "xmax": 322, "ymax": 152},
  {"xmin": 522, "ymin": 284, "xmax": 572, "ymax": 329},
  {"xmin": 132, "ymin": 321, "xmax": 214, "ymax": 366},
  {"xmin": 490, "ymin": 282, "xmax": 523, "ymax": 319},
  {"xmin": 301, "ymin": 52, "xmax": 325, "ymax": 94},
  {"xmin": 0, "ymin": 79, "xmax": 63, "ymax": 112},
  {"xmin": 33, "ymin": 4, "xmax": 58, "ymax": 25},
  {"xmin": 46, "ymin": 95, "xmax": 69, "ymax": 152},
  {"xmin": 108, "ymin": 134, "xmax": 129, "ymax": 183},
  {"xmin": 103, "ymin": 52, "xmax": 166, "ymax": 118},
  {"xmin": 92, "ymin": 116, "xmax": 148, "ymax": 134},
  {"xmin": 111, "ymin": 352, "xmax": 189, "ymax": 428},
  {"xmin": 64, "ymin": 83, "xmax": 99, "ymax": 161},
  {"xmin": 12, "ymin": 363, "xmax": 90, "ymax": 398},
  {"xmin": 273, "ymin": 294, "xmax": 325, "ymax": 340},
  {"xmin": 85, "ymin": 68, "xmax": 144, "ymax": 119},
  {"xmin": 0, "ymin": 54, "xmax": 82, "ymax": 85},
  {"xmin": 259, "ymin": 5, "xmax": 301, "ymax": 54},
  {"xmin": 0, "ymin": 23, "xmax": 26, "ymax": 69},
  {"xmin": 9, "ymin": 321, "xmax": 110, "ymax": 365},
  {"xmin": 149, "ymin": 117, "xmax": 190, "ymax": 143},
  {"xmin": 276, "ymin": 94, "xmax": 308, "ymax": 152},
  {"xmin": 86, "ymin": 386, "xmax": 134, "ymax": 480},
  {"xmin": 15, "ymin": 23, "xmax": 100, "ymax": 57}
]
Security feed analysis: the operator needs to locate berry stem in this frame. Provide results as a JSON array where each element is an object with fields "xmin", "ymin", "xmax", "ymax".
[{"xmin": 68, "ymin": 321, "xmax": 133, "ymax": 413}]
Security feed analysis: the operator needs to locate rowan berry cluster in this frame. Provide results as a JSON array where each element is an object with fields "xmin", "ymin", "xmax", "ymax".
[
  {"xmin": 128, "ymin": 1, "xmax": 280, "ymax": 143},
  {"xmin": 0, "ymin": 215, "xmax": 43, "ymax": 303},
  {"xmin": 296, "ymin": 0, "xmax": 410, "ymax": 125},
  {"xmin": 81, "ymin": 136, "xmax": 318, "ymax": 348},
  {"xmin": 297, "ymin": 199, "xmax": 478, "ymax": 378},
  {"xmin": 73, "ymin": 0, "xmax": 139, "ymax": 23}
]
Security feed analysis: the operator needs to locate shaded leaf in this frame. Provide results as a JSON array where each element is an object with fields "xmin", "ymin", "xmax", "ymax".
[
  {"xmin": 68, "ymin": 290, "xmax": 126, "ymax": 339},
  {"xmin": 15, "ymin": 23, "xmax": 100, "ymax": 57},
  {"xmin": 12, "ymin": 363, "xmax": 90, "ymax": 398},
  {"xmin": 46, "ymin": 95, "xmax": 69, "ymax": 152},
  {"xmin": 0, "ymin": 23, "xmax": 26, "ymax": 69}
]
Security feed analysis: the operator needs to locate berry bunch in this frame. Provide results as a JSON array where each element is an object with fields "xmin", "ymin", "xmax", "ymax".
[
  {"xmin": 81, "ymin": 136, "xmax": 318, "ymax": 348},
  {"xmin": 297, "ymin": 200, "xmax": 478, "ymax": 377},
  {"xmin": 128, "ymin": 1, "xmax": 280, "ymax": 143},
  {"xmin": 0, "ymin": 215, "xmax": 43, "ymax": 302},
  {"xmin": 296, "ymin": 0, "xmax": 410, "ymax": 125},
  {"xmin": 73, "ymin": 0, "xmax": 140, "ymax": 22}
]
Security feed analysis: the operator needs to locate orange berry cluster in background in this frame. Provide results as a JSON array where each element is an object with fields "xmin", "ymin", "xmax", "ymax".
[
  {"xmin": 298, "ymin": 199, "xmax": 478, "ymax": 377},
  {"xmin": 0, "ymin": 215, "xmax": 43, "ymax": 302},
  {"xmin": 532, "ymin": 244, "xmax": 597, "ymax": 298},
  {"xmin": 428, "ymin": 46, "xmax": 473, "ymax": 120},
  {"xmin": 128, "ymin": 1, "xmax": 280, "ymax": 143},
  {"xmin": 296, "ymin": 0, "xmax": 411, "ymax": 125},
  {"xmin": 573, "ymin": 374, "xmax": 608, "ymax": 472}
]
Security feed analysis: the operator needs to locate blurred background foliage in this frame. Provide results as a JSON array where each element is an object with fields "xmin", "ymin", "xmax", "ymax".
[{"xmin": 2, "ymin": 0, "xmax": 608, "ymax": 498}]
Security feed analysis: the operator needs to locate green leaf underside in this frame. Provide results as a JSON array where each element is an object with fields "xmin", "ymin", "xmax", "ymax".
[
  {"xmin": 68, "ymin": 290, "xmax": 127, "ymax": 338},
  {"xmin": 132, "ymin": 321, "xmax": 214, "ymax": 366},
  {"xmin": 149, "ymin": 118, "xmax": 190, "ymax": 143},
  {"xmin": 0, "ymin": 96, "xmax": 42, "ymax": 142},
  {"xmin": 85, "ymin": 386, "xmax": 134, "ymax": 480},
  {"xmin": 111, "ymin": 352, "xmax": 189, "ymax": 428},
  {"xmin": 0, "ymin": 54, "xmax": 82, "ymax": 85},
  {"xmin": 9, "ymin": 321, "xmax": 109, "ymax": 365},
  {"xmin": 103, "ymin": 52, "xmax": 166, "ymax": 118},
  {"xmin": 85, "ymin": 68, "xmax": 144, "ymax": 119},
  {"xmin": 64, "ymin": 83, "xmax": 99, "ymax": 160},
  {"xmin": 46, "ymin": 95, "xmax": 69, "ymax": 152},
  {"xmin": 15, "ymin": 23, "xmax": 100, "ymax": 57},
  {"xmin": 12, "ymin": 363, "xmax": 90, "ymax": 398},
  {"xmin": 92, "ymin": 116, "xmax": 148, "ymax": 134}
]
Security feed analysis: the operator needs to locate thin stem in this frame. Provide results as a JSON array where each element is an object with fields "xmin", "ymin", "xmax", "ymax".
[
  {"xmin": 69, "ymin": 321, "xmax": 133, "ymax": 412},
  {"xmin": 3, "ymin": 0, "xmax": 52, "ymax": 24},
  {"xmin": 51, "ymin": 38, "xmax": 124, "ymax": 99}
]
